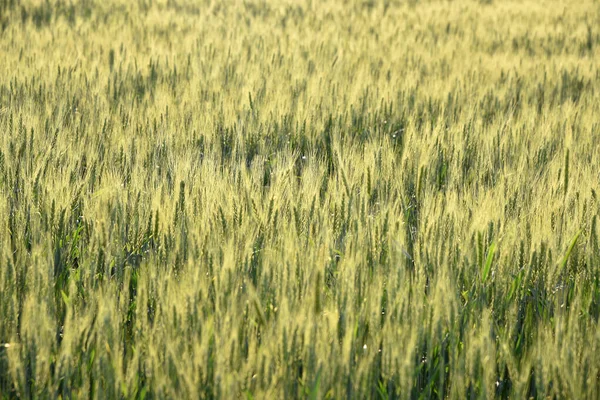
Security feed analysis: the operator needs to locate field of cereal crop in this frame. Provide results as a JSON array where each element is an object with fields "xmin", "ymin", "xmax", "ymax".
[{"xmin": 1, "ymin": 0, "xmax": 600, "ymax": 398}]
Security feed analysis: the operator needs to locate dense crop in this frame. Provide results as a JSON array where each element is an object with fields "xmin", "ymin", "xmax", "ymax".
[{"xmin": 1, "ymin": 0, "xmax": 600, "ymax": 398}]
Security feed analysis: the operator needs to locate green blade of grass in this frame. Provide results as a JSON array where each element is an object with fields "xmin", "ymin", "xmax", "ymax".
[
  {"xmin": 559, "ymin": 229, "xmax": 582, "ymax": 273},
  {"xmin": 481, "ymin": 242, "xmax": 496, "ymax": 284}
]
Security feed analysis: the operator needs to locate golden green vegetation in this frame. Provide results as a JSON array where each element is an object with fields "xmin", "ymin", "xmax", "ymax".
[{"xmin": 1, "ymin": 0, "xmax": 600, "ymax": 398}]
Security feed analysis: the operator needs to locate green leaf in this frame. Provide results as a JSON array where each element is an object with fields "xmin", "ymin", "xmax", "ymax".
[
  {"xmin": 481, "ymin": 242, "xmax": 496, "ymax": 284},
  {"xmin": 88, "ymin": 349, "xmax": 95, "ymax": 371},
  {"xmin": 506, "ymin": 269, "xmax": 524, "ymax": 302},
  {"xmin": 309, "ymin": 366, "xmax": 322, "ymax": 400},
  {"xmin": 61, "ymin": 290, "xmax": 71, "ymax": 306},
  {"xmin": 559, "ymin": 230, "xmax": 582, "ymax": 272}
]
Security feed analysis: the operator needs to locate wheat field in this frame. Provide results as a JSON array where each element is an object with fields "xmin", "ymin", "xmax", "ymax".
[{"xmin": 1, "ymin": 0, "xmax": 600, "ymax": 398}]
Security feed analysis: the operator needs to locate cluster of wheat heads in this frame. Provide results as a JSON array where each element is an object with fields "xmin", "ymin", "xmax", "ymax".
[{"xmin": 1, "ymin": 0, "xmax": 600, "ymax": 398}]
